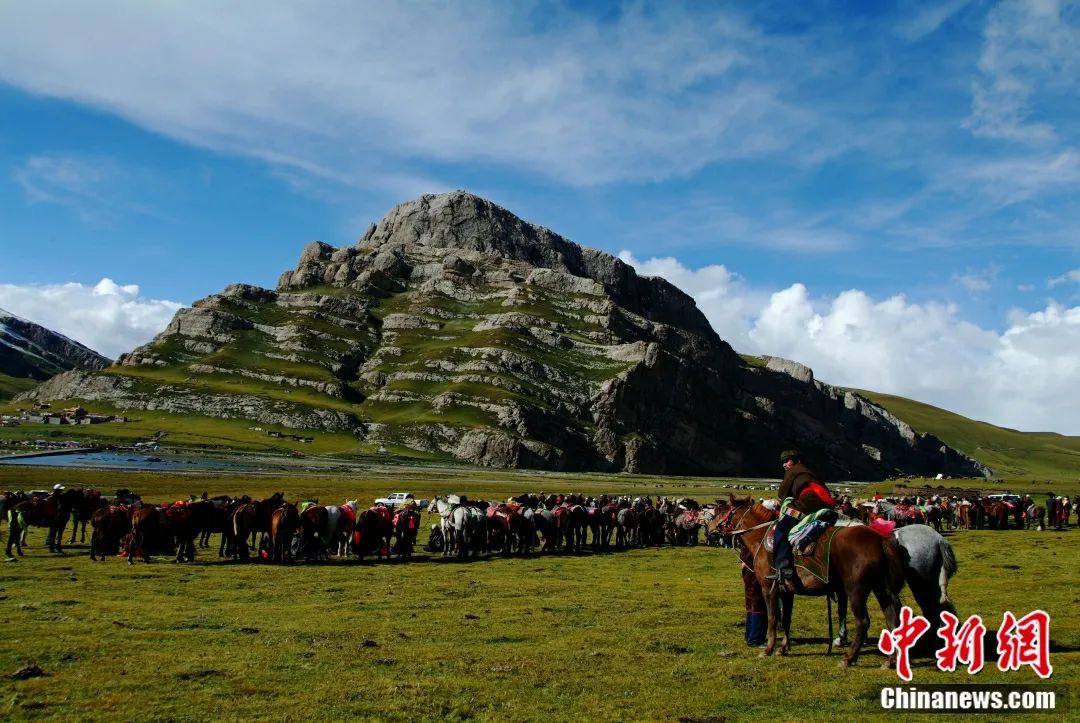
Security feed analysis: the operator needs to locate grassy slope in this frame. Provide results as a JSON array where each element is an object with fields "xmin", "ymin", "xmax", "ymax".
[
  {"xmin": 0, "ymin": 466, "xmax": 1076, "ymax": 721},
  {"xmin": 0, "ymin": 372, "xmax": 37, "ymax": 401},
  {"xmin": 857, "ymin": 390, "xmax": 1080, "ymax": 480}
]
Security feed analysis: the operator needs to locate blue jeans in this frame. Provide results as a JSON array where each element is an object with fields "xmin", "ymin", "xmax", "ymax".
[{"xmin": 772, "ymin": 512, "xmax": 798, "ymax": 571}]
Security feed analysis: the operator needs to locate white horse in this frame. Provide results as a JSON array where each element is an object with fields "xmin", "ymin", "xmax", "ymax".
[
  {"xmin": 325, "ymin": 500, "xmax": 358, "ymax": 557},
  {"xmin": 831, "ymin": 520, "xmax": 957, "ymax": 647},
  {"xmin": 428, "ymin": 496, "xmax": 458, "ymax": 557}
]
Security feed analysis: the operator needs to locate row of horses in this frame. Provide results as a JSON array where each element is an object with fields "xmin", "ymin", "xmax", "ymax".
[
  {"xmin": 843, "ymin": 495, "xmax": 1080, "ymax": 532},
  {"xmin": 2, "ymin": 488, "xmax": 423, "ymax": 564},
  {"xmin": 3, "ymin": 488, "xmax": 722, "ymax": 563},
  {"xmin": 427, "ymin": 494, "xmax": 710, "ymax": 558}
]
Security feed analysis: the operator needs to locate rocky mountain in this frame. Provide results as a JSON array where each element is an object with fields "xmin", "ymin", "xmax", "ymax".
[
  {"xmin": 0, "ymin": 308, "xmax": 111, "ymax": 398},
  {"xmin": 17, "ymin": 191, "xmax": 989, "ymax": 480}
]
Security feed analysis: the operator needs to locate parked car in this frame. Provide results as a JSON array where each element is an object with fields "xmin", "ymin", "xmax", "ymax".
[{"xmin": 373, "ymin": 492, "xmax": 428, "ymax": 509}]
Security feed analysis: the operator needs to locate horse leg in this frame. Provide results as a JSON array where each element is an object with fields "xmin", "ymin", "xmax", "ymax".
[
  {"xmin": 872, "ymin": 582, "xmax": 901, "ymax": 670},
  {"xmin": 69, "ymin": 517, "xmax": 78, "ymax": 545},
  {"xmin": 778, "ymin": 591, "xmax": 794, "ymax": 655},
  {"xmin": 761, "ymin": 581, "xmax": 779, "ymax": 657},
  {"xmin": 835, "ymin": 591, "xmax": 850, "ymax": 649},
  {"xmin": 843, "ymin": 585, "xmax": 871, "ymax": 668},
  {"xmin": 6, "ymin": 516, "xmax": 22, "ymax": 557}
]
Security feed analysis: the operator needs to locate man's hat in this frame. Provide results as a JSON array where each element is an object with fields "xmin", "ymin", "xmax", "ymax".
[
  {"xmin": 53, "ymin": 483, "xmax": 65, "ymax": 491},
  {"xmin": 780, "ymin": 449, "xmax": 800, "ymax": 463}
]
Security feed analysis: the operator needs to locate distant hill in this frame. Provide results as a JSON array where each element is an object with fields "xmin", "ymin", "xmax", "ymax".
[
  {"xmin": 0, "ymin": 308, "xmax": 110, "ymax": 400},
  {"xmin": 14, "ymin": 191, "xmax": 988, "ymax": 480},
  {"xmin": 855, "ymin": 390, "xmax": 1080, "ymax": 479}
]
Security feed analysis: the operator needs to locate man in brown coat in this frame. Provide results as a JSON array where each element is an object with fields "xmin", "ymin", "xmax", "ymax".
[{"xmin": 767, "ymin": 450, "xmax": 835, "ymax": 589}]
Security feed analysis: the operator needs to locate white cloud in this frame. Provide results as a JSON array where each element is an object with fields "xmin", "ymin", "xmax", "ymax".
[
  {"xmin": 0, "ymin": 279, "xmax": 182, "ymax": 359},
  {"xmin": 965, "ymin": 0, "xmax": 1078, "ymax": 143},
  {"xmin": 951, "ymin": 264, "xmax": 1002, "ymax": 293},
  {"xmin": 0, "ymin": 3, "xmax": 812, "ymax": 188},
  {"xmin": 894, "ymin": 0, "xmax": 973, "ymax": 42},
  {"xmin": 621, "ymin": 252, "xmax": 1080, "ymax": 434},
  {"xmin": 1048, "ymin": 269, "xmax": 1080, "ymax": 287}
]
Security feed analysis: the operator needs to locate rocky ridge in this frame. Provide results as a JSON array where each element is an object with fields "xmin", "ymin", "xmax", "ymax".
[
  {"xmin": 17, "ymin": 192, "xmax": 989, "ymax": 480},
  {"xmin": 0, "ymin": 308, "xmax": 110, "ymax": 397}
]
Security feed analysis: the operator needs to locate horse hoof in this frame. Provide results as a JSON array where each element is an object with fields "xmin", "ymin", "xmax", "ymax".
[{"xmin": 839, "ymin": 659, "xmax": 852, "ymax": 669}]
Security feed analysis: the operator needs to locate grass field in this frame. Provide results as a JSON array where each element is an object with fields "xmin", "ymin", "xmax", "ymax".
[{"xmin": 0, "ymin": 465, "xmax": 1077, "ymax": 721}]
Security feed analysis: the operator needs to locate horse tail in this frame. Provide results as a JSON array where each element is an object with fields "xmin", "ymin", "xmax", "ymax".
[
  {"xmin": 881, "ymin": 535, "xmax": 906, "ymax": 598},
  {"xmin": 938, "ymin": 536, "xmax": 958, "ymax": 614}
]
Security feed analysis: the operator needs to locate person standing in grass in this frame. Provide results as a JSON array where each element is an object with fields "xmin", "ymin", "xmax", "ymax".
[{"xmin": 740, "ymin": 544, "xmax": 766, "ymax": 646}]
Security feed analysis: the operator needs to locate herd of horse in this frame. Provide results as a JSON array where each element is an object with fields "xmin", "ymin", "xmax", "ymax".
[
  {"xmin": 840, "ymin": 494, "xmax": 1080, "ymax": 532},
  {"xmin": 0, "ymin": 489, "xmax": 714, "ymax": 565},
  {"xmin": 1, "ymin": 484, "xmax": 1047, "ymax": 670},
  {"xmin": 1, "ymin": 488, "xmax": 423, "ymax": 564}
]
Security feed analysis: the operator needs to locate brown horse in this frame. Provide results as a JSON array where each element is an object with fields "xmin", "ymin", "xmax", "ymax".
[
  {"xmin": 723, "ymin": 499, "xmax": 904, "ymax": 668},
  {"xmin": 269, "ymin": 503, "xmax": 300, "ymax": 564},
  {"xmin": 126, "ymin": 507, "xmax": 160, "ymax": 565},
  {"xmin": 984, "ymin": 501, "xmax": 1010, "ymax": 530},
  {"xmin": 1026, "ymin": 504, "xmax": 1046, "ymax": 531},
  {"xmin": 230, "ymin": 492, "xmax": 284, "ymax": 559}
]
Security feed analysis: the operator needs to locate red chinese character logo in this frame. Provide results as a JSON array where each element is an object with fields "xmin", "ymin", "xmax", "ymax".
[
  {"xmin": 936, "ymin": 611, "xmax": 986, "ymax": 674},
  {"xmin": 996, "ymin": 610, "xmax": 1052, "ymax": 678},
  {"xmin": 879, "ymin": 605, "xmax": 931, "ymax": 681}
]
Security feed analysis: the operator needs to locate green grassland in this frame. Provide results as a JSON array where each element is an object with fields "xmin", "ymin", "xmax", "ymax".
[
  {"xmin": 0, "ymin": 373, "xmax": 37, "ymax": 401},
  {"xmin": 857, "ymin": 390, "xmax": 1080, "ymax": 480},
  {"xmin": 0, "ymin": 465, "xmax": 1076, "ymax": 721}
]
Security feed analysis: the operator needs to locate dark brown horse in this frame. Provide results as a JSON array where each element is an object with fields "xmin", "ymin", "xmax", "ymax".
[
  {"xmin": 6, "ymin": 489, "xmax": 80, "ymax": 556},
  {"xmin": 392, "ymin": 506, "xmax": 421, "ymax": 559},
  {"xmin": 354, "ymin": 507, "xmax": 393, "ymax": 561},
  {"xmin": 68, "ymin": 489, "xmax": 107, "ymax": 544},
  {"xmin": 723, "ymin": 499, "xmax": 904, "ymax": 668},
  {"xmin": 89, "ymin": 505, "xmax": 133, "ymax": 560}
]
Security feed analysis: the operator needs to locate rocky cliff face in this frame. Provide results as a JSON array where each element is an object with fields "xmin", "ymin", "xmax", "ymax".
[
  {"xmin": 0, "ymin": 309, "xmax": 110, "ymax": 397},
  {"xmin": 17, "ymin": 192, "xmax": 988, "ymax": 480}
]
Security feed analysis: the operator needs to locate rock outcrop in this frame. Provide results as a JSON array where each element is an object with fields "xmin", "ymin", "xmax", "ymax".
[{"xmin": 17, "ymin": 191, "xmax": 989, "ymax": 480}]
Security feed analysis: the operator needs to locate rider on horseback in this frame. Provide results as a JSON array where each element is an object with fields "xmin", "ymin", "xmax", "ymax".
[{"xmin": 767, "ymin": 449, "xmax": 836, "ymax": 591}]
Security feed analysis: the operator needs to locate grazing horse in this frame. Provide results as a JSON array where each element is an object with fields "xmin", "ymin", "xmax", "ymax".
[
  {"xmin": 6, "ymin": 490, "xmax": 79, "ymax": 557},
  {"xmin": 298, "ymin": 504, "xmax": 331, "ymax": 560},
  {"xmin": 269, "ymin": 503, "xmax": 300, "ymax": 564},
  {"xmin": 230, "ymin": 492, "xmax": 284, "ymax": 559},
  {"xmin": 671, "ymin": 510, "xmax": 703, "ymax": 546},
  {"xmin": 724, "ymin": 499, "xmax": 903, "ymax": 667},
  {"xmin": 89, "ymin": 505, "xmax": 132, "ymax": 560},
  {"xmin": 126, "ymin": 506, "xmax": 160, "ymax": 565},
  {"xmin": 68, "ymin": 489, "xmax": 107, "ymax": 544},
  {"xmin": 325, "ymin": 500, "xmax": 358, "ymax": 557},
  {"xmin": 533, "ymin": 509, "xmax": 559, "ymax": 552},
  {"xmin": 354, "ymin": 507, "xmax": 394, "ymax": 561},
  {"xmin": 1026, "ymin": 504, "xmax": 1046, "ymax": 531},
  {"xmin": 427, "ymin": 496, "xmax": 458, "ymax": 557},
  {"xmin": 393, "ymin": 506, "xmax": 421, "ymax": 559},
  {"xmin": 984, "ymin": 501, "xmax": 1010, "ymax": 530},
  {"xmin": 616, "ymin": 507, "xmax": 639, "ymax": 548}
]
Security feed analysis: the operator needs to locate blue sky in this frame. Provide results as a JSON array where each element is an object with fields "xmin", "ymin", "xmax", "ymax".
[{"xmin": 1, "ymin": 1, "xmax": 1078, "ymax": 433}]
